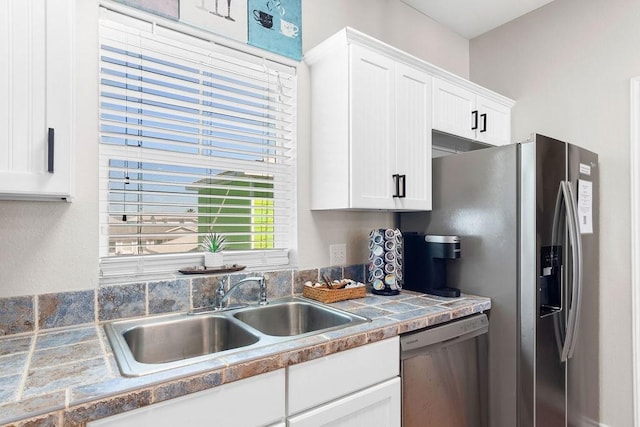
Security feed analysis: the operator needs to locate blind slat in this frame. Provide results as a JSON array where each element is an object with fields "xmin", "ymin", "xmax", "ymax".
[
  {"xmin": 99, "ymin": 115, "xmax": 294, "ymax": 153},
  {"xmin": 106, "ymin": 171, "xmax": 290, "ymax": 190},
  {"xmin": 101, "ymin": 144, "xmax": 294, "ymax": 174}
]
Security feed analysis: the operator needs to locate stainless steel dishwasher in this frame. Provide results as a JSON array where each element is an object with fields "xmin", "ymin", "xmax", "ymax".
[{"xmin": 400, "ymin": 313, "xmax": 489, "ymax": 427}]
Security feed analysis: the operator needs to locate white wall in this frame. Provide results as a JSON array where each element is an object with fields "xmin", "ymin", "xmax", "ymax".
[
  {"xmin": 0, "ymin": 0, "xmax": 468, "ymax": 296},
  {"xmin": 470, "ymin": 0, "xmax": 639, "ymax": 424}
]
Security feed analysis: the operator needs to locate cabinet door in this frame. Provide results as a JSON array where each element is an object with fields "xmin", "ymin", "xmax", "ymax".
[
  {"xmin": 475, "ymin": 95, "xmax": 511, "ymax": 146},
  {"xmin": 287, "ymin": 337, "xmax": 399, "ymax": 415},
  {"xmin": 395, "ymin": 63, "xmax": 431, "ymax": 211},
  {"xmin": 0, "ymin": 0, "xmax": 74, "ymax": 200},
  {"xmin": 87, "ymin": 370, "xmax": 286, "ymax": 427},
  {"xmin": 349, "ymin": 44, "xmax": 396, "ymax": 209},
  {"xmin": 432, "ymin": 78, "xmax": 476, "ymax": 141},
  {"xmin": 288, "ymin": 377, "xmax": 401, "ymax": 427}
]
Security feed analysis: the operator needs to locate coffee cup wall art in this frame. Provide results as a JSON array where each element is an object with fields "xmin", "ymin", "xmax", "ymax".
[{"xmin": 248, "ymin": 0, "xmax": 302, "ymax": 60}]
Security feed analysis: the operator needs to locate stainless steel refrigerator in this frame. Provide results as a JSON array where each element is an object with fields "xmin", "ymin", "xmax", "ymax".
[{"xmin": 400, "ymin": 134, "xmax": 599, "ymax": 427}]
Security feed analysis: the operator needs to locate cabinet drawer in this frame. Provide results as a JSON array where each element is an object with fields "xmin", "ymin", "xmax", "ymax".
[
  {"xmin": 287, "ymin": 337, "xmax": 399, "ymax": 415},
  {"xmin": 88, "ymin": 370, "xmax": 285, "ymax": 427},
  {"xmin": 288, "ymin": 377, "xmax": 401, "ymax": 427}
]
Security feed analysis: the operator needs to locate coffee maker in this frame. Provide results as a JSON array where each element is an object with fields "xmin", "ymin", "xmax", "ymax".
[{"xmin": 403, "ymin": 233, "xmax": 461, "ymax": 297}]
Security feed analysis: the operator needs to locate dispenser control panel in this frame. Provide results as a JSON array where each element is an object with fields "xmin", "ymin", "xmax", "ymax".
[{"xmin": 539, "ymin": 245, "xmax": 562, "ymax": 317}]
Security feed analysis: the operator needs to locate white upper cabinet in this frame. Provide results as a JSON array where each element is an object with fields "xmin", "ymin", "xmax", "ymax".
[
  {"xmin": 306, "ymin": 28, "xmax": 514, "ymax": 211},
  {"xmin": 0, "ymin": 0, "xmax": 75, "ymax": 201},
  {"xmin": 475, "ymin": 95, "xmax": 511, "ymax": 146},
  {"xmin": 431, "ymin": 78, "xmax": 476, "ymax": 140},
  {"xmin": 432, "ymin": 77, "xmax": 512, "ymax": 146},
  {"xmin": 349, "ymin": 45, "xmax": 397, "ymax": 210},
  {"xmin": 307, "ymin": 30, "xmax": 432, "ymax": 211},
  {"xmin": 395, "ymin": 63, "xmax": 432, "ymax": 210}
]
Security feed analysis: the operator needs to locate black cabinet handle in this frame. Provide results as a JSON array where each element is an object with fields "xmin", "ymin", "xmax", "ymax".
[
  {"xmin": 399, "ymin": 174, "xmax": 406, "ymax": 198},
  {"xmin": 480, "ymin": 114, "xmax": 487, "ymax": 133},
  {"xmin": 48, "ymin": 128, "xmax": 54, "ymax": 173},
  {"xmin": 393, "ymin": 174, "xmax": 400, "ymax": 198},
  {"xmin": 471, "ymin": 110, "xmax": 478, "ymax": 130}
]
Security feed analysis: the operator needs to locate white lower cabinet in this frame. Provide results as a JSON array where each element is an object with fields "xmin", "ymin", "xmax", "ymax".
[
  {"xmin": 87, "ymin": 338, "xmax": 400, "ymax": 427},
  {"xmin": 288, "ymin": 378, "xmax": 400, "ymax": 427},
  {"xmin": 287, "ymin": 337, "xmax": 400, "ymax": 426},
  {"xmin": 87, "ymin": 370, "xmax": 285, "ymax": 427}
]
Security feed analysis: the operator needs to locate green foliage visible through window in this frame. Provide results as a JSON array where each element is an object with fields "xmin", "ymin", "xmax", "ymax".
[{"xmin": 196, "ymin": 173, "xmax": 275, "ymax": 251}]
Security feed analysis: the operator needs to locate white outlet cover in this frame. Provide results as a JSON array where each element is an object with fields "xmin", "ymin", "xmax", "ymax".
[{"xmin": 330, "ymin": 243, "xmax": 347, "ymax": 265}]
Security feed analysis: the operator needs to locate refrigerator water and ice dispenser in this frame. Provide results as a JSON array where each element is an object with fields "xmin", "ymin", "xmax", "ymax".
[{"xmin": 540, "ymin": 245, "xmax": 563, "ymax": 316}]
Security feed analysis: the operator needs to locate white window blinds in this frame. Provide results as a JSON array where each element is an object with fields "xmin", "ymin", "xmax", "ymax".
[{"xmin": 98, "ymin": 9, "xmax": 296, "ymax": 276}]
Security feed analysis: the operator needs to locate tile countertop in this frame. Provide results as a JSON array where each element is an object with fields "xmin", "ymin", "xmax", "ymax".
[{"xmin": 0, "ymin": 290, "xmax": 490, "ymax": 426}]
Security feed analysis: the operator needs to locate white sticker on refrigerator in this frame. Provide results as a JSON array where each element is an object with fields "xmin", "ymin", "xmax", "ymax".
[
  {"xmin": 577, "ymin": 180, "xmax": 593, "ymax": 234},
  {"xmin": 580, "ymin": 163, "xmax": 591, "ymax": 176}
]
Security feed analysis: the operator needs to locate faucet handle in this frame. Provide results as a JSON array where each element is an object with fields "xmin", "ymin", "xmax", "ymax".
[
  {"xmin": 216, "ymin": 276, "xmax": 227, "ymax": 293},
  {"xmin": 215, "ymin": 277, "xmax": 227, "ymax": 309},
  {"xmin": 258, "ymin": 275, "xmax": 268, "ymax": 305}
]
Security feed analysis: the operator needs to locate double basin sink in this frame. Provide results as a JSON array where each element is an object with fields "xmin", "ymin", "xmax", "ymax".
[{"xmin": 104, "ymin": 297, "xmax": 370, "ymax": 377}]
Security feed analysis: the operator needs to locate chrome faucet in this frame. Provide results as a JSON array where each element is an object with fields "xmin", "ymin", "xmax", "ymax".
[{"xmin": 215, "ymin": 275, "xmax": 268, "ymax": 310}]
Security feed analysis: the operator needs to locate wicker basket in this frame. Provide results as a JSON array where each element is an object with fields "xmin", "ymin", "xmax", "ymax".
[{"xmin": 302, "ymin": 285, "xmax": 366, "ymax": 304}]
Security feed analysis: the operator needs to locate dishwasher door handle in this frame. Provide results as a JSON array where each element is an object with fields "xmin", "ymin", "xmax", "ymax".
[
  {"xmin": 400, "ymin": 313, "xmax": 489, "ymax": 355},
  {"xmin": 400, "ymin": 326, "xmax": 488, "ymax": 360},
  {"xmin": 440, "ymin": 326, "xmax": 488, "ymax": 346}
]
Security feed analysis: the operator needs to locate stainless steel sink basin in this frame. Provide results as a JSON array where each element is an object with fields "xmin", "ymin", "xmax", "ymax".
[
  {"xmin": 105, "ymin": 313, "xmax": 262, "ymax": 376},
  {"xmin": 105, "ymin": 297, "xmax": 369, "ymax": 377},
  {"xmin": 123, "ymin": 315, "xmax": 259, "ymax": 364},
  {"xmin": 233, "ymin": 301, "xmax": 357, "ymax": 336}
]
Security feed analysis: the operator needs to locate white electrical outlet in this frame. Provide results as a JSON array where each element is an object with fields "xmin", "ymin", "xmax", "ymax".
[{"xmin": 329, "ymin": 243, "xmax": 347, "ymax": 266}]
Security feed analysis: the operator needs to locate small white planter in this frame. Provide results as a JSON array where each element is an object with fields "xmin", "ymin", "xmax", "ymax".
[{"xmin": 204, "ymin": 252, "xmax": 224, "ymax": 269}]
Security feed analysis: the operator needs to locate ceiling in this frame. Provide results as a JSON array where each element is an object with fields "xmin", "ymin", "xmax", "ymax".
[{"xmin": 400, "ymin": 0, "xmax": 555, "ymax": 39}]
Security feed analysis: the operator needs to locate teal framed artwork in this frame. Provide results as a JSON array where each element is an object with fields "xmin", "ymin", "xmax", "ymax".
[{"xmin": 248, "ymin": 0, "xmax": 302, "ymax": 61}]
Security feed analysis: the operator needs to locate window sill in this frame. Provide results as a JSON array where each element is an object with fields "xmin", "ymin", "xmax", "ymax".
[{"xmin": 99, "ymin": 249, "xmax": 291, "ymax": 285}]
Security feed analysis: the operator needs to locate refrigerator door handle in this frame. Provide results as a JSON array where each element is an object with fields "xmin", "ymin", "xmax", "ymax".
[
  {"xmin": 559, "ymin": 181, "xmax": 584, "ymax": 361},
  {"xmin": 564, "ymin": 182, "xmax": 584, "ymax": 359},
  {"xmin": 551, "ymin": 183, "xmax": 567, "ymax": 357}
]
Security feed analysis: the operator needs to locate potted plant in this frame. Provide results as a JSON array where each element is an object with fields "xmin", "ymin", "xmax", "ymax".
[{"xmin": 201, "ymin": 231, "xmax": 225, "ymax": 268}]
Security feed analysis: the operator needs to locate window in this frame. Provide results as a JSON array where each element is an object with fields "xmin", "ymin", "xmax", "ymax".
[{"xmin": 98, "ymin": 9, "xmax": 296, "ymax": 277}]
